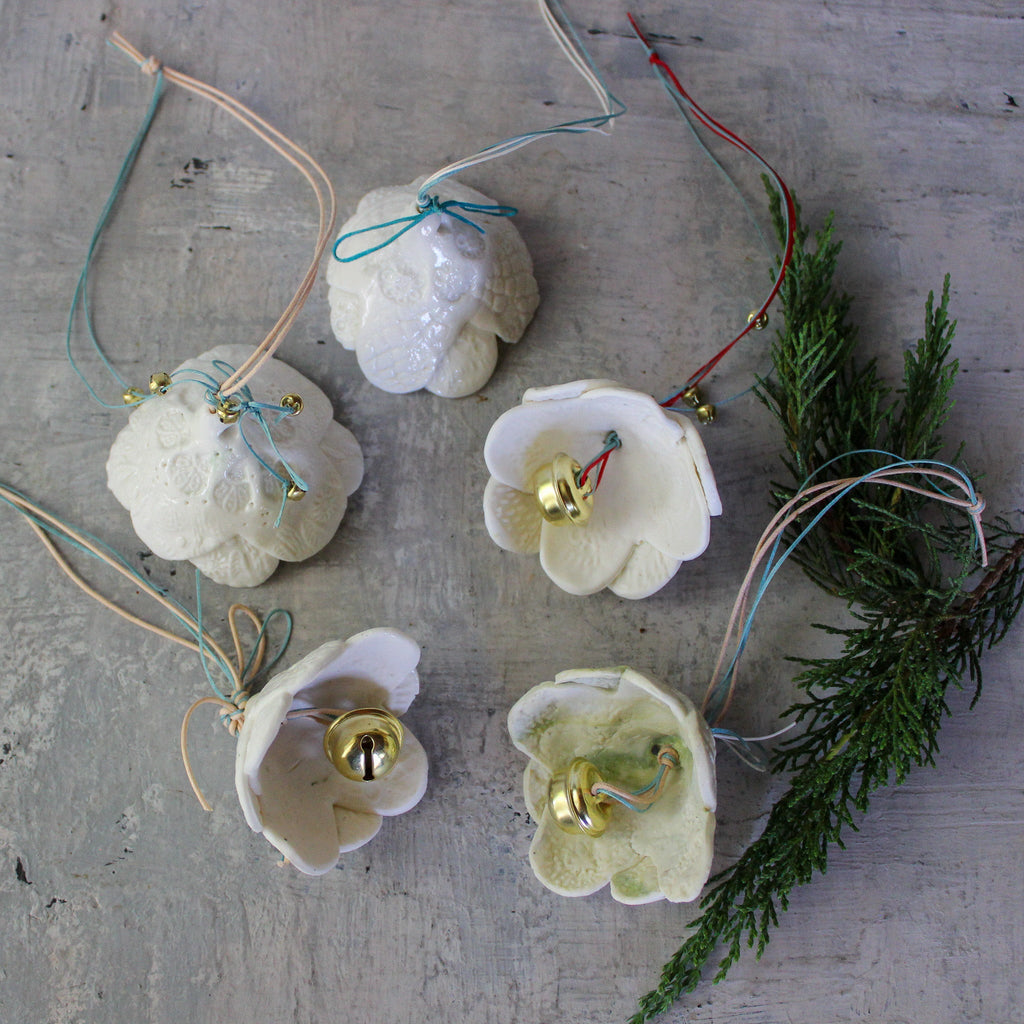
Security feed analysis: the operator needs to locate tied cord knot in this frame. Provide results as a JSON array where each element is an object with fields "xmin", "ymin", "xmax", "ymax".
[
  {"xmin": 173, "ymin": 358, "xmax": 310, "ymax": 520},
  {"xmin": 332, "ymin": 194, "xmax": 518, "ymax": 263},
  {"xmin": 221, "ymin": 687, "xmax": 251, "ymax": 736},
  {"xmin": 182, "ymin": 603, "xmax": 294, "ymax": 811},
  {"xmin": 140, "ymin": 55, "xmax": 161, "ymax": 76},
  {"xmin": 969, "ymin": 496, "xmax": 986, "ymax": 517}
]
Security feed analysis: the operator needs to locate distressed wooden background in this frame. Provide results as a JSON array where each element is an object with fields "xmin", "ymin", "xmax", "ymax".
[{"xmin": 1, "ymin": 1, "xmax": 1021, "ymax": 1022}]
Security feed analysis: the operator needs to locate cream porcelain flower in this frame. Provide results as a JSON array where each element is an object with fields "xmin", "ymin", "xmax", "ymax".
[
  {"xmin": 483, "ymin": 380, "xmax": 722, "ymax": 598},
  {"xmin": 326, "ymin": 178, "xmax": 539, "ymax": 397},
  {"xmin": 235, "ymin": 629, "xmax": 428, "ymax": 875},
  {"xmin": 507, "ymin": 666, "xmax": 716, "ymax": 905},
  {"xmin": 106, "ymin": 344, "xmax": 364, "ymax": 588}
]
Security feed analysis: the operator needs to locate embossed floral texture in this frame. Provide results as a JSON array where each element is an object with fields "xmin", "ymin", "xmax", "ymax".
[
  {"xmin": 235, "ymin": 629, "xmax": 428, "ymax": 875},
  {"xmin": 483, "ymin": 380, "xmax": 722, "ymax": 598},
  {"xmin": 507, "ymin": 666, "xmax": 716, "ymax": 905},
  {"xmin": 106, "ymin": 345, "xmax": 363, "ymax": 588},
  {"xmin": 326, "ymin": 178, "xmax": 539, "ymax": 398}
]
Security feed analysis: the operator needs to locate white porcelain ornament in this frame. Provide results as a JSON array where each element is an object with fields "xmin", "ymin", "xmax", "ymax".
[
  {"xmin": 483, "ymin": 379, "xmax": 722, "ymax": 598},
  {"xmin": 326, "ymin": 179, "xmax": 539, "ymax": 397},
  {"xmin": 235, "ymin": 628, "xmax": 428, "ymax": 874},
  {"xmin": 106, "ymin": 344, "xmax": 364, "ymax": 588},
  {"xmin": 508, "ymin": 666, "xmax": 716, "ymax": 905}
]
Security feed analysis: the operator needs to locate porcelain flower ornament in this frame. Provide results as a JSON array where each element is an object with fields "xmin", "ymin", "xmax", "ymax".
[
  {"xmin": 483, "ymin": 380, "xmax": 722, "ymax": 598},
  {"xmin": 508, "ymin": 666, "xmax": 717, "ymax": 904},
  {"xmin": 235, "ymin": 629, "xmax": 428, "ymax": 874},
  {"xmin": 326, "ymin": 178, "xmax": 539, "ymax": 397},
  {"xmin": 106, "ymin": 344, "xmax": 364, "ymax": 588}
]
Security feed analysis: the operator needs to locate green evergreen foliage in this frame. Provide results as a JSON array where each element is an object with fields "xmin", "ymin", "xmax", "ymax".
[{"xmin": 631, "ymin": 198, "xmax": 1024, "ymax": 1024}]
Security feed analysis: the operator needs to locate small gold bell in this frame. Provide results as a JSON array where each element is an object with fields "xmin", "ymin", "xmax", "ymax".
[
  {"xmin": 747, "ymin": 309, "xmax": 769, "ymax": 330},
  {"xmin": 679, "ymin": 385, "xmax": 703, "ymax": 409},
  {"xmin": 323, "ymin": 708, "xmax": 404, "ymax": 782},
  {"xmin": 285, "ymin": 481, "xmax": 306, "ymax": 501},
  {"xmin": 209, "ymin": 397, "xmax": 241, "ymax": 424},
  {"xmin": 149, "ymin": 371, "xmax": 173, "ymax": 395},
  {"xmin": 548, "ymin": 758, "xmax": 612, "ymax": 837},
  {"xmin": 533, "ymin": 452, "xmax": 593, "ymax": 526},
  {"xmin": 122, "ymin": 387, "xmax": 144, "ymax": 406},
  {"xmin": 696, "ymin": 403, "xmax": 716, "ymax": 424},
  {"xmin": 280, "ymin": 393, "xmax": 303, "ymax": 416}
]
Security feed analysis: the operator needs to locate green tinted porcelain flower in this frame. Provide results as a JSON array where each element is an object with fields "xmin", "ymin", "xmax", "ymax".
[{"xmin": 507, "ymin": 666, "xmax": 716, "ymax": 904}]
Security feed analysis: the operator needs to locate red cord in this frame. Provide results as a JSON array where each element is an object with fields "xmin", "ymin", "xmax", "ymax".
[
  {"xmin": 626, "ymin": 13, "xmax": 797, "ymax": 403},
  {"xmin": 579, "ymin": 449, "xmax": 614, "ymax": 491}
]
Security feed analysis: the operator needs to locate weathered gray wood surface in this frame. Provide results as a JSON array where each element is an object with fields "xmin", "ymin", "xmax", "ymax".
[{"xmin": 1, "ymin": 1, "xmax": 1021, "ymax": 1022}]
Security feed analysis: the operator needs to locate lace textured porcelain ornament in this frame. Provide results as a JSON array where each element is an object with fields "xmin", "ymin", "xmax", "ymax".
[
  {"xmin": 235, "ymin": 628, "xmax": 428, "ymax": 874},
  {"xmin": 106, "ymin": 344, "xmax": 363, "ymax": 587},
  {"xmin": 483, "ymin": 380, "xmax": 722, "ymax": 598},
  {"xmin": 326, "ymin": 178, "xmax": 539, "ymax": 398},
  {"xmin": 508, "ymin": 666, "xmax": 716, "ymax": 904}
]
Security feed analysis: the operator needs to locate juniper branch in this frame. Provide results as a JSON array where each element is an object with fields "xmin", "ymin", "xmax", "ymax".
[{"xmin": 632, "ymin": 200, "xmax": 1024, "ymax": 1023}]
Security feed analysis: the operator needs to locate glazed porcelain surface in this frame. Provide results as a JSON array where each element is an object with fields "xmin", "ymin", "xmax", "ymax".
[
  {"xmin": 106, "ymin": 344, "xmax": 364, "ymax": 587},
  {"xmin": 235, "ymin": 628, "xmax": 428, "ymax": 875},
  {"xmin": 483, "ymin": 379, "xmax": 722, "ymax": 598},
  {"xmin": 507, "ymin": 666, "xmax": 716, "ymax": 904},
  {"xmin": 326, "ymin": 178, "xmax": 539, "ymax": 397}
]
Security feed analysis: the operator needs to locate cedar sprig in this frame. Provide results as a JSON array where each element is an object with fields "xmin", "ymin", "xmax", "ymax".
[{"xmin": 631, "ymin": 197, "xmax": 1024, "ymax": 1023}]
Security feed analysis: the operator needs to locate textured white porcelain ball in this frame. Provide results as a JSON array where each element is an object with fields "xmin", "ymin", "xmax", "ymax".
[
  {"xmin": 326, "ymin": 178, "xmax": 539, "ymax": 397},
  {"xmin": 106, "ymin": 344, "xmax": 363, "ymax": 587},
  {"xmin": 235, "ymin": 629, "xmax": 428, "ymax": 874},
  {"xmin": 508, "ymin": 665, "xmax": 716, "ymax": 905}
]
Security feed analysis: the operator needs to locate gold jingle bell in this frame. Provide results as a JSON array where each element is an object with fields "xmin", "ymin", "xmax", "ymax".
[
  {"xmin": 533, "ymin": 452, "xmax": 594, "ymax": 526},
  {"xmin": 548, "ymin": 757, "xmax": 612, "ymax": 837},
  {"xmin": 122, "ymin": 387, "xmax": 144, "ymax": 406},
  {"xmin": 747, "ymin": 309, "xmax": 769, "ymax": 330},
  {"xmin": 280, "ymin": 393, "xmax": 303, "ymax": 416},
  {"xmin": 149, "ymin": 371, "xmax": 173, "ymax": 395},
  {"xmin": 323, "ymin": 708, "xmax": 404, "ymax": 782},
  {"xmin": 679, "ymin": 384, "xmax": 704, "ymax": 409},
  {"xmin": 209, "ymin": 397, "xmax": 241, "ymax": 424},
  {"xmin": 679, "ymin": 385, "xmax": 715, "ymax": 424}
]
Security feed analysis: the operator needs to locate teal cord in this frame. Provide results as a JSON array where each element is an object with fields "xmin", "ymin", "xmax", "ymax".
[
  {"xmin": 66, "ymin": 66, "xmax": 165, "ymax": 407},
  {"xmin": 333, "ymin": 197, "xmax": 517, "ymax": 263},
  {"xmin": 0, "ymin": 482, "xmax": 294, "ymax": 702},
  {"xmin": 701, "ymin": 454, "xmax": 985, "ymax": 725}
]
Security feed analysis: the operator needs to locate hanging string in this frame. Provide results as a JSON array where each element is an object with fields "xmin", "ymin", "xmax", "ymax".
[
  {"xmin": 334, "ymin": 0, "xmax": 625, "ymax": 262},
  {"xmin": 711, "ymin": 722, "xmax": 797, "ymax": 772},
  {"xmin": 701, "ymin": 456, "xmax": 988, "ymax": 727},
  {"xmin": 417, "ymin": 0, "xmax": 623, "ymax": 201},
  {"xmin": 334, "ymin": 197, "xmax": 518, "ymax": 263},
  {"xmin": 626, "ymin": 14, "xmax": 797, "ymax": 406},
  {"xmin": 72, "ymin": 33, "xmax": 336, "ymax": 406},
  {"xmin": 0, "ymin": 479, "xmax": 294, "ymax": 811},
  {"xmin": 66, "ymin": 68, "xmax": 166, "ymax": 407},
  {"xmin": 173, "ymin": 358, "xmax": 309, "ymax": 522},
  {"xmin": 120, "ymin": 357, "xmax": 308, "ymax": 521},
  {"xmin": 590, "ymin": 746, "xmax": 680, "ymax": 812},
  {"xmin": 577, "ymin": 430, "xmax": 622, "ymax": 491}
]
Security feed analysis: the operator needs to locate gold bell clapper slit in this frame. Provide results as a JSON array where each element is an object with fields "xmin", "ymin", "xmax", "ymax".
[{"xmin": 322, "ymin": 708, "xmax": 404, "ymax": 782}]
